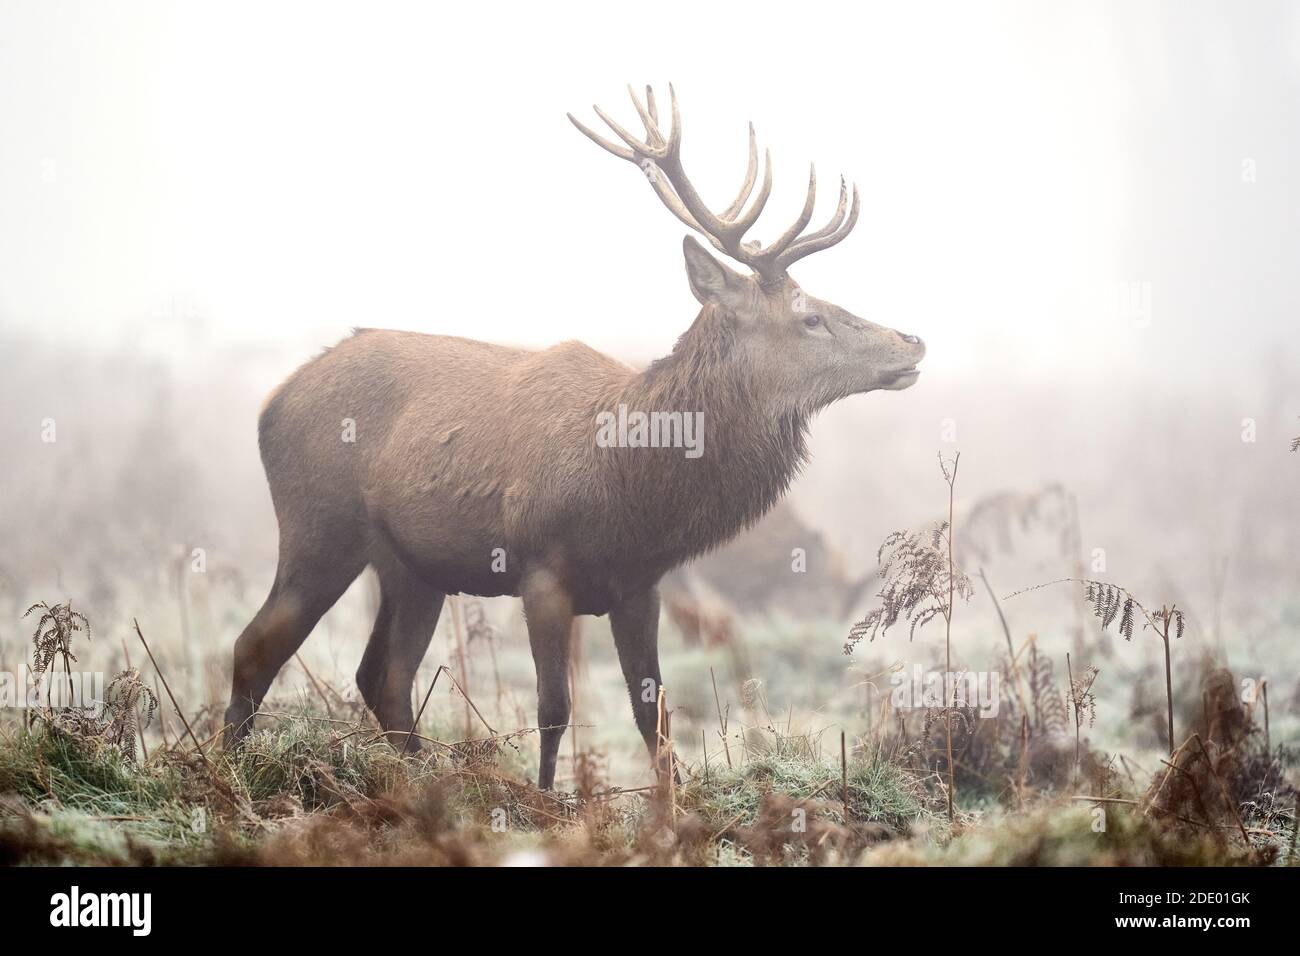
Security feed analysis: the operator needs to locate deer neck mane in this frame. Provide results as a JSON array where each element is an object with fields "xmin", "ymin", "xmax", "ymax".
[{"xmin": 604, "ymin": 308, "xmax": 810, "ymax": 565}]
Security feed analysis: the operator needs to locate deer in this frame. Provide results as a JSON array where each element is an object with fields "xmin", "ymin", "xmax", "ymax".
[{"xmin": 223, "ymin": 85, "xmax": 925, "ymax": 789}]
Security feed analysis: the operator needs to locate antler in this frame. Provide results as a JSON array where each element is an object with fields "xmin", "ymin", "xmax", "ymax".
[{"xmin": 568, "ymin": 84, "xmax": 859, "ymax": 286}]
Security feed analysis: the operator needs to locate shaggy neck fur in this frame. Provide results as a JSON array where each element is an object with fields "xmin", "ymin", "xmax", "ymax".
[{"xmin": 600, "ymin": 307, "xmax": 811, "ymax": 568}]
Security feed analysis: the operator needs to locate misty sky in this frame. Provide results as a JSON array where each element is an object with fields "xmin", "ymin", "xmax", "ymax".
[
  {"xmin": 1, "ymin": 0, "xmax": 1297, "ymax": 389},
  {"xmin": 1, "ymin": 1, "xmax": 1297, "ymax": 694}
]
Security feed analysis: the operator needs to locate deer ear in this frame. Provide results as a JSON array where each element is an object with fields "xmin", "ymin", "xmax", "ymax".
[{"xmin": 682, "ymin": 235, "xmax": 747, "ymax": 308}]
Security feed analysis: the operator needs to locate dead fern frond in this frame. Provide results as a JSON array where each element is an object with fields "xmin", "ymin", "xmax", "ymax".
[
  {"xmin": 25, "ymin": 600, "xmax": 89, "ymax": 675},
  {"xmin": 1068, "ymin": 663, "xmax": 1100, "ymax": 729},
  {"xmin": 23, "ymin": 600, "xmax": 91, "ymax": 708},
  {"xmin": 844, "ymin": 522, "xmax": 973, "ymax": 651},
  {"xmin": 1026, "ymin": 642, "xmax": 1068, "ymax": 734},
  {"xmin": 101, "ymin": 668, "xmax": 160, "ymax": 761},
  {"xmin": 1148, "ymin": 605, "xmax": 1185, "ymax": 641},
  {"xmin": 1006, "ymin": 578, "xmax": 1170, "ymax": 642}
]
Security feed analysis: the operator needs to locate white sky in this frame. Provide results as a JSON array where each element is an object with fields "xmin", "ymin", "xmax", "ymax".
[{"xmin": 1, "ymin": 0, "xmax": 1297, "ymax": 384}]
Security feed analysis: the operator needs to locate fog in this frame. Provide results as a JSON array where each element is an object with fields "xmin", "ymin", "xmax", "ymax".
[{"xmin": 1, "ymin": 1, "xmax": 1297, "ymax": 777}]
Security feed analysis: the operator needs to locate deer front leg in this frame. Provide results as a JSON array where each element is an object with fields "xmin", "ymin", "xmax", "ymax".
[
  {"xmin": 521, "ymin": 567, "xmax": 574, "ymax": 790},
  {"xmin": 609, "ymin": 585, "xmax": 668, "ymax": 769}
]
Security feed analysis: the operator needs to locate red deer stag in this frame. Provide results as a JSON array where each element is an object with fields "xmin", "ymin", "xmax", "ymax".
[{"xmin": 224, "ymin": 86, "xmax": 925, "ymax": 789}]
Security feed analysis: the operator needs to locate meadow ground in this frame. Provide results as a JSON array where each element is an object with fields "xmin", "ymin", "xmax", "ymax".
[{"xmin": 0, "ymin": 592, "xmax": 1294, "ymax": 867}]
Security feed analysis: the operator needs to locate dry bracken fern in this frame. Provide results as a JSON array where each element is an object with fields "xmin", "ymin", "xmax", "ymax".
[
  {"xmin": 24, "ymin": 600, "xmax": 90, "ymax": 680},
  {"xmin": 1068, "ymin": 664, "xmax": 1100, "ymax": 729},
  {"xmin": 101, "ymin": 668, "xmax": 160, "ymax": 761},
  {"xmin": 845, "ymin": 522, "xmax": 973, "ymax": 651},
  {"xmin": 1027, "ymin": 642, "xmax": 1069, "ymax": 734},
  {"xmin": 1010, "ymin": 578, "xmax": 1182, "ymax": 643}
]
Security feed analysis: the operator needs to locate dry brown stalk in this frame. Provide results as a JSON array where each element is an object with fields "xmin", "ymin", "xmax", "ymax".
[
  {"xmin": 447, "ymin": 598, "xmax": 472, "ymax": 737},
  {"xmin": 403, "ymin": 664, "xmax": 445, "ymax": 756},
  {"xmin": 133, "ymin": 619, "xmax": 209, "ymax": 767},
  {"xmin": 655, "ymin": 685, "xmax": 676, "ymax": 821},
  {"xmin": 980, "ymin": 568, "xmax": 1032, "ymax": 719},
  {"xmin": 710, "ymin": 666, "xmax": 732, "ymax": 768}
]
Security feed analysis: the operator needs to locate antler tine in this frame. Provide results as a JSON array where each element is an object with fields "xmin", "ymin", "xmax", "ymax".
[
  {"xmin": 593, "ymin": 103, "xmax": 667, "ymax": 159},
  {"xmin": 566, "ymin": 112, "xmax": 636, "ymax": 161},
  {"xmin": 726, "ymin": 146, "xmax": 774, "ymax": 237},
  {"xmin": 775, "ymin": 183, "xmax": 861, "ymax": 271},
  {"xmin": 758, "ymin": 164, "xmax": 818, "ymax": 257},
  {"xmin": 645, "ymin": 85, "xmax": 660, "ymax": 133},
  {"xmin": 718, "ymin": 124, "xmax": 760, "ymax": 221},
  {"xmin": 627, "ymin": 85, "xmax": 665, "ymax": 148},
  {"xmin": 666, "ymin": 82, "xmax": 682, "ymax": 152},
  {"xmin": 792, "ymin": 175, "xmax": 849, "ymax": 246}
]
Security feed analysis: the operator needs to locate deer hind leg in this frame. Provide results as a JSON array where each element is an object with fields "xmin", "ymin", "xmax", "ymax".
[
  {"xmin": 359, "ymin": 554, "xmax": 444, "ymax": 748},
  {"xmin": 521, "ymin": 567, "xmax": 574, "ymax": 790},
  {"xmin": 609, "ymin": 586, "xmax": 668, "ymax": 767},
  {"xmin": 224, "ymin": 551, "xmax": 365, "ymax": 747},
  {"xmin": 355, "ymin": 580, "xmax": 393, "ymax": 715}
]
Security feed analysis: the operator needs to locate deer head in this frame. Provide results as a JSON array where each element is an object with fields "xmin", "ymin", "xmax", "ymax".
[{"xmin": 569, "ymin": 85, "xmax": 925, "ymax": 414}]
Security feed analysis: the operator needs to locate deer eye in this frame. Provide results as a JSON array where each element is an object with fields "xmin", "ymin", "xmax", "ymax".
[{"xmin": 802, "ymin": 314, "xmax": 822, "ymax": 329}]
